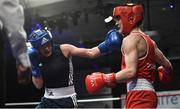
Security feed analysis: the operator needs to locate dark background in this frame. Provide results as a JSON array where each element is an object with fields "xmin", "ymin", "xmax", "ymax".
[{"xmin": 2, "ymin": 0, "xmax": 180, "ymax": 108}]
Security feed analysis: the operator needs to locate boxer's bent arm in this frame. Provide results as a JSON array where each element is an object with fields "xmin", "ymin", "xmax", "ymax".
[
  {"xmin": 154, "ymin": 42, "xmax": 173, "ymax": 72},
  {"xmin": 60, "ymin": 44, "xmax": 101, "ymax": 58},
  {"xmin": 28, "ymin": 48, "xmax": 42, "ymax": 77},
  {"xmin": 0, "ymin": 0, "xmax": 31, "ymax": 67},
  {"xmin": 115, "ymin": 36, "xmax": 139, "ymax": 83},
  {"xmin": 28, "ymin": 48, "xmax": 43, "ymax": 88},
  {"xmin": 32, "ymin": 76, "xmax": 43, "ymax": 89}
]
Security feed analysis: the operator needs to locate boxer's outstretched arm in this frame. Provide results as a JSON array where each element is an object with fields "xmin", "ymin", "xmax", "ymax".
[
  {"xmin": 60, "ymin": 44, "xmax": 101, "ymax": 58},
  {"xmin": 60, "ymin": 29, "xmax": 122, "ymax": 58}
]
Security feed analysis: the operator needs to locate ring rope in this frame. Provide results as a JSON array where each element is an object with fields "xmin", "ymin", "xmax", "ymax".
[{"xmin": 5, "ymin": 93, "xmax": 180, "ymax": 106}]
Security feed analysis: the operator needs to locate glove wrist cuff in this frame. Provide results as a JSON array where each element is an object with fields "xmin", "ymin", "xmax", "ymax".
[{"xmin": 103, "ymin": 73, "xmax": 116, "ymax": 87}]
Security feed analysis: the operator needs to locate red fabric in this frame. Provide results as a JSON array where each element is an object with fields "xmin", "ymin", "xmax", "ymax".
[
  {"xmin": 125, "ymin": 90, "xmax": 157, "ymax": 108},
  {"xmin": 121, "ymin": 31, "xmax": 157, "ymax": 108},
  {"xmin": 121, "ymin": 31, "xmax": 156, "ymax": 82}
]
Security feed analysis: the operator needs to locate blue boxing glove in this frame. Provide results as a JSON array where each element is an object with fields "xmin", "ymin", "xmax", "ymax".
[
  {"xmin": 98, "ymin": 29, "xmax": 123, "ymax": 54},
  {"xmin": 31, "ymin": 67, "xmax": 41, "ymax": 77},
  {"xmin": 28, "ymin": 47, "xmax": 42, "ymax": 77}
]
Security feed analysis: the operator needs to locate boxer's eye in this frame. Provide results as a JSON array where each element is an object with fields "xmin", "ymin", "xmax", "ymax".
[{"xmin": 113, "ymin": 16, "xmax": 121, "ymax": 22}]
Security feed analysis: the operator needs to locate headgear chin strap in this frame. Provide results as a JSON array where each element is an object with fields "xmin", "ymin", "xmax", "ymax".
[
  {"xmin": 113, "ymin": 3, "xmax": 143, "ymax": 36},
  {"xmin": 28, "ymin": 29, "xmax": 52, "ymax": 49}
]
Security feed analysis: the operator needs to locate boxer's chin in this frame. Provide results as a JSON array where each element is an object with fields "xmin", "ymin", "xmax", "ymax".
[{"xmin": 44, "ymin": 51, "xmax": 52, "ymax": 57}]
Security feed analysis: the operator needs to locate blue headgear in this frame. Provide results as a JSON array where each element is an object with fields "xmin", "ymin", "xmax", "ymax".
[{"xmin": 29, "ymin": 29, "xmax": 52, "ymax": 49}]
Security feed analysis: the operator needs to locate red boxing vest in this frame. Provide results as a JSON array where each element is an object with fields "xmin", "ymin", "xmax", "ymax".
[{"xmin": 121, "ymin": 31, "xmax": 156, "ymax": 82}]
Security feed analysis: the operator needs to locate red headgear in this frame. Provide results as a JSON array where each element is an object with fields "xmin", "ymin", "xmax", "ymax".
[{"xmin": 113, "ymin": 3, "xmax": 143, "ymax": 36}]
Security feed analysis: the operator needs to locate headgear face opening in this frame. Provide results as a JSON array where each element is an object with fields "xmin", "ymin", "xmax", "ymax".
[
  {"xmin": 113, "ymin": 4, "xmax": 143, "ymax": 36},
  {"xmin": 28, "ymin": 29, "xmax": 52, "ymax": 49}
]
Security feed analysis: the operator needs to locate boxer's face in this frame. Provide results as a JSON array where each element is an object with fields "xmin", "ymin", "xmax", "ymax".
[
  {"xmin": 119, "ymin": 19, "xmax": 123, "ymax": 33},
  {"xmin": 39, "ymin": 43, "xmax": 52, "ymax": 57},
  {"xmin": 114, "ymin": 17, "xmax": 123, "ymax": 33}
]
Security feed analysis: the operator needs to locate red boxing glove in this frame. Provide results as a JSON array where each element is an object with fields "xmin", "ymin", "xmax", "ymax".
[
  {"xmin": 85, "ymin": 72, "xmax": 116, "ymax": 94},
  {"xmin": 158, "ymin": 66, "xmax": 173, "ymax": 84}
]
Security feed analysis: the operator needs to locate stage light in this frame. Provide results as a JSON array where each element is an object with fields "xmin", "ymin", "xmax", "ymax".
[
  {"xmin": 169, "ymin": 4, "xmax": 174, "ymax": 9},
  {"xmin": 44, "ymin": 27, "xmax": 48, "ymax": 30},
  {"xmin": 169, "ymin": 0, "xmax": 175, "ymax": 9}
]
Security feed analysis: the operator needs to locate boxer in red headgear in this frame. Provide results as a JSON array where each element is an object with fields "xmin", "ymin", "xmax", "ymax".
[
  {"xmin": 85, "ymin": 3, "xmax": 173, "ymax": 108},
  {"xmin": 113, "ymin": 3, "xmax": 143, "ymax": 36}
]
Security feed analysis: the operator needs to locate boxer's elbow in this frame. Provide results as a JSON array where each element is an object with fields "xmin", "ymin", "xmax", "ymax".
[
  {"xmin": 87, "ymin": 48, "xmax": 101, "ymax": 58},
  {"xmin": 35, "ymin": 82, "xmax": 43, "ymax": 89},
  {"xmin": 32, "ymin": 77, "xmax": 43, "ymax": 89},
  {"xmin": 87, "ymin": 52, "xmax": 99, "ymax": 58},
  {"xmin": 116, "ymin": 68, "xmax": 137, "ymax": 83},
  {"xmin": 126, "ymin": 68, "xmax": 137, "ymax": 79},
  {"xmin": 35, "ymin": 84, "xmax": 43, "ymax": 89}
]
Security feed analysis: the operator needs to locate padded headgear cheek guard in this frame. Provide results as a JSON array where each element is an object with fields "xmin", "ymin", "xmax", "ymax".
[
  {"xmin": 28, "ymin": 29, "xmax": 52, "ymax": 49},
  {"xmin": 113, "ymin": 4, "xmax": 143, "ymax": 36}
]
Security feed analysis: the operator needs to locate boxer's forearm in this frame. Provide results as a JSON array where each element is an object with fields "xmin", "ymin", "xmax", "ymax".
[{"xmin": 32, "ymin": 77, "xmax": 43, "ymax": 89}]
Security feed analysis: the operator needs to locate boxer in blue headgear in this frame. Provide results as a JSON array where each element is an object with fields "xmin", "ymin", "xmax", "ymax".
[
  {"xmin": 28, "ymin": 29, "xmax": 53, "ymax": 57},
  {"xmin": 28, "ymin": 29, "xmax": 78, "ymax": 108},
  {"xmin": 27, "ymin": 28, "xmax": 123, "ymax": 108},
  {"xmin": 29, "ymin": 29, "xmax": 52, "ymax": 49}
]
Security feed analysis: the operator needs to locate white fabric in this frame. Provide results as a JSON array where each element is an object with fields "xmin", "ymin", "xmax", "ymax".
[
  {"xmin": 127, "ymin": 78, "xmax": 155, "ymax": 92},
  {"xmin": 44, "ymin": 85, "xmax": 76, "ymax": 99},
  {"xmin": 0, "ymin": 0, "xmax": 31, "ymax": 67}
]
